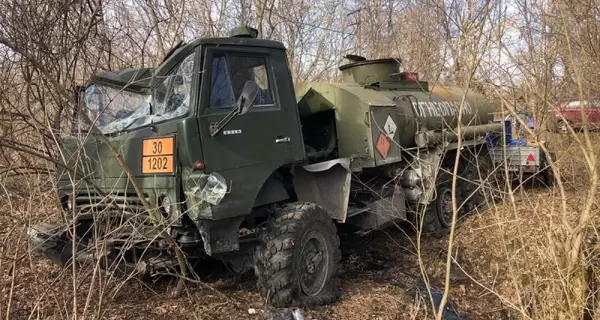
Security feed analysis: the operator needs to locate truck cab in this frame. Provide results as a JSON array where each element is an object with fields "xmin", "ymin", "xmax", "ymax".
[
  {"xmin": 35, "ymin": 27, "xmax": 347, "ymax": 308},
  {"xmin": 59, "ymin": 27, "xmax": 309, "ymax": 250}
]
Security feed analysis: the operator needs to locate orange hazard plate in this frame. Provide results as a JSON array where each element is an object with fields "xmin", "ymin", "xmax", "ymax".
[
  {"xmin": 142, "ymin": 136, "xmax": 175, "ymax": 174},
  {"xmin": 376, "ymin": 133, "xmax": 391, "ymax": 159}
]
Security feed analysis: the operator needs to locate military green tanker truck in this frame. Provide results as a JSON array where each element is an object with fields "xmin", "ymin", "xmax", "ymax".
[{"xmin": 28, "ymin": 26, "xmax": 555, "ymax": 308}]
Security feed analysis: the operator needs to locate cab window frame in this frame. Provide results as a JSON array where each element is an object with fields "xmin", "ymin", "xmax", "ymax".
[
  {"xmin": 200, "ymin": 46, "xmax": 280, "ymax": 115},
  {"xmin": 149, "ymin": 49, "xmax": 201, "ymax": 121}
]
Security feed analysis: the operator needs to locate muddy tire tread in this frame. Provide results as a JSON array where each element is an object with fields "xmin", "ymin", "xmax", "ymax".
[{"xmin": 254, "ymin": 202, "xmax": 341, "ymax": 308}]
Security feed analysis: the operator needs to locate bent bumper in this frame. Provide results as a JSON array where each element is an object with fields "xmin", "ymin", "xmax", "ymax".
[
  {"xmin": 27, "ymin": 222, "xmax": 74, "ymax": 267},
  {"xmin": 28, "ymin": 222, "xmax": 180, "ymax": 275}
]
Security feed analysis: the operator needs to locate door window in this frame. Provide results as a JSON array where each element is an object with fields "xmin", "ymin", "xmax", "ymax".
[{"xmin": 209, "ymin": 54, "xmax": 274, "ymax": 110}]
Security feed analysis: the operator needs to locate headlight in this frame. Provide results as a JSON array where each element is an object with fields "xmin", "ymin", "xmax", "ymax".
[
  {"xmin": 61, "ymin": 195, "xmax": 72, "ymax": 212},
  {"xmin": 159, "ymin": 195, "xmax": 173, "ymax": 218}
]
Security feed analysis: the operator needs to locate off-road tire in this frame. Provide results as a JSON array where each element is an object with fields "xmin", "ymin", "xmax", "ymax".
[
  {"xmin": 458, "ymin": 150, "xmax": 495, "ymax": 214},
  {"xmin": 420, "ymin": 172, "xmax": 457, "ymax": 235},
  {"xmin": 419, "ymin": 149, "xmax": 497, "ymax": 234},
  {"xmin": 254, "ymin": 202, "xmax": 342, "ymax": 308}
]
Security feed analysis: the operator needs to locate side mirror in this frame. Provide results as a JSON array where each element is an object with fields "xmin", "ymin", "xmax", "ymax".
[
  {"xmin": 237, "ymin": 80, "xmax": 260, "ymax": 115},
  {"xmin": 209, "ymin": 80, "xmax": 260, "ymax": 137}
]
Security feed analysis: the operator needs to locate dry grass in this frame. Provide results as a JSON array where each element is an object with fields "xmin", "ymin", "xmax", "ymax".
[{"xmin": 0, "ymin": 132, "xmax": 598, "ymax": 319}]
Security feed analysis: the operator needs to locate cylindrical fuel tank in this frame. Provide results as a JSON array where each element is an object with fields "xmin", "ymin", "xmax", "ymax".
[
  {"xmin": 337, "ymin": 57, "xmax": 495, "ymax": 147},
  {"xmin": 295, "ymin": 57, "xmax": 499, "ymax": 169},
  {"xmin": 390, "ymin": 85, "xmax": 496, "ymax": 147}
]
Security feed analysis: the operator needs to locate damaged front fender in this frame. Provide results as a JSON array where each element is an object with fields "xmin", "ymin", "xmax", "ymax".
[
  {"xmin": 28, "ymin": 220, "xmax": 181, "ymax": 276},
  {"xmin": 183, "ymin": 170, "xmax": 228, "ymax": 220}
]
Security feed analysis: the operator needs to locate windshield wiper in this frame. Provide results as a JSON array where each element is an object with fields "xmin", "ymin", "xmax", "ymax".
[{"xmin": 119, "ymin": 119, "xmax": 139, "ymax": 132}]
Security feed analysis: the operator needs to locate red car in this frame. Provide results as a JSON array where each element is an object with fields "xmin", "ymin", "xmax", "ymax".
[{"xmin": 550, "ymin": 99, "xmax": 600, "ymax": 133}]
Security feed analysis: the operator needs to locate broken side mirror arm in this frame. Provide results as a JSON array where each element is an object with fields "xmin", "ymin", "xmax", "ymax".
[{"xmin": 209, "ymin": 80, "xmax": 260, "ymax": 137}]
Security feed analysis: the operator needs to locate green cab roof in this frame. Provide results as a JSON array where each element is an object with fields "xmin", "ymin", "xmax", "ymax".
[{"xmin": 88, "ymin": 33, "xmax": 286, "ymax": 91}]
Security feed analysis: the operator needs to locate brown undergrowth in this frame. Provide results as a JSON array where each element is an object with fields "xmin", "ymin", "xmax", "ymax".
[{"xmin": 0, "ymin": 132, "xmax": 598, "ymax": 319}]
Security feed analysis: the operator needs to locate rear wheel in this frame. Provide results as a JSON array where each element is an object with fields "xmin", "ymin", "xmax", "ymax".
[
  {"xmin": 420, "ymin": 172, "xmax": 458, "ymax": 234},
  {"xmin": 459, "ymin": 149, "xmax": 495, "ymax": 213},
  {"xmin": 535, "ymin": 151, "xmax": 556, "ymax": 187},
  {"xmin": 420, "ymin": 149, "xmax": 495, "ymax": 234},
  {"xmin": 436, "ymin": 178, "xmax": 455, "ymax": 229},
  {"xmin": 254, "ymin": 202, "xmax": 341, "ymax": 308}
]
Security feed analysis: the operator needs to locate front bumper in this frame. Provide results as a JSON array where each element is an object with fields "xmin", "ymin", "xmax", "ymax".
[
  {"xmin": 27, "ymin": 222, "xmax": 78, "ymax": 267},
  {"xmin": 28, "ymin": 221, "xmax": 180, "ymax": 275}
]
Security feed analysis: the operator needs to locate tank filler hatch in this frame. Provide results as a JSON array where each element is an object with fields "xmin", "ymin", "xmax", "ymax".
[
  {"xmin": 339, "ymin": 55, "xmax": 422, "ymax": 87},
  {"xmin": 229, "ymin": 26, "xmax": 259, "ymax": 38}
]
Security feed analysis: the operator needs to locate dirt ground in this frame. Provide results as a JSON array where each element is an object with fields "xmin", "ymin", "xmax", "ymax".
[
  {"xmin": 0, "ymin": 192, "xmax": 552, "ymax": 320},
  {"xmin": 0, "ymin": 221, "xmax": 480, "ymax": 319},
  {"xmin": 1, "ymin": 132, "xmax": 598, "ymax": 320}
]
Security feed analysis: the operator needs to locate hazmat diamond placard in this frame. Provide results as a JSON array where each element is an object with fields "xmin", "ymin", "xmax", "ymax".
[
  {"xmin": 384, "ymin": 115, "xmax": 397, "ymax": 139},
  {"xmin": 376, "ymin": 133, "xmax": 391, "ymax": 159}
]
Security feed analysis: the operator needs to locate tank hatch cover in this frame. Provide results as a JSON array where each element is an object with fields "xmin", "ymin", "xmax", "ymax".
[
  {"xmin": 345, "ymin": 54, "xmax": 367, "ymax": 62},
  {"xmin": 230, "ymin": 26, "xmax": 259, "ymax": 38}
]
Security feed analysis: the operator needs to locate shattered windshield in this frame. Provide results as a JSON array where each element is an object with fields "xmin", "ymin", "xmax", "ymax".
[
  {"xmin": 78, "ymin": 52, "xmax": 196, "ymax": 135},
  {"xmin": 82, "ymin": 85, "xmax": 151, "ymax": 134}
]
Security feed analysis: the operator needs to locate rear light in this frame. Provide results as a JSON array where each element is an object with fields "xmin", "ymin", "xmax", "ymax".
[{"xmin": 401, "ymin": 72, "xmax": 419, "ymax": 81}]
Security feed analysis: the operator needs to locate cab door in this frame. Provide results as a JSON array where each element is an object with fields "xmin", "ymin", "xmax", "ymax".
[{"xmin": 197, "ymin": 46, "xmax": 305, "ymax": 218}]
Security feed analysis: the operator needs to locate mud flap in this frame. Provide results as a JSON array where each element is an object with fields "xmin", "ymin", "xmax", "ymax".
[{"xmin": 292, "ymin": 158, "xmax": 352, "ymax": 222}]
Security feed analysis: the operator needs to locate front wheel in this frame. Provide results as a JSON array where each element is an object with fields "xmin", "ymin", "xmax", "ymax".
[{"xmin": 254, "ymin": 202, "xmax": 342, "ymax": 308}]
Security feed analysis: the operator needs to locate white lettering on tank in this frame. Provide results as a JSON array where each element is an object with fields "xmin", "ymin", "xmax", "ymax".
[
  {"xmin": 443, "ymin": 102, "xmax": 452, "ymax": 116},
  {"xmin": 426, "ymin": 102, "xmax": 433, "ymax": 117},
  {"xmin": 410, "ymin": 102, "xmax": 418, "ymax": 116},
  {"xmin": 410, "ymin": 100, "xmax": 474, "ymax": 118},
  {"xmin": 419, "ymin": 102, "xmax": 427, "ymax": 117},
  {"xmin": 431, "ymin": 102, "xmax": 441, "ymax": 117},
  {"xmin": 412, "ymin": 101, "xmax": 426, "ymax": 117}
]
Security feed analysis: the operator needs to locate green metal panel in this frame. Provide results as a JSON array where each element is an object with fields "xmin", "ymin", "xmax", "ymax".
[{"xmin": 294, "ymin": 72, "xmax": 496, "ymax": 170}]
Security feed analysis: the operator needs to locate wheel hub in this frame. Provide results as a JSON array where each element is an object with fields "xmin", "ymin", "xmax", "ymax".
[
  {"xmin": 559, "ymin": 122, "xmax": 568, "ymax": 133},
  {"xmin": 438, "ymin": 187, "xmax": 454, "ymax": 228},
  {"xmin": 300, "ymin": 232, "xmax": 329, "ymax": 296}
]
